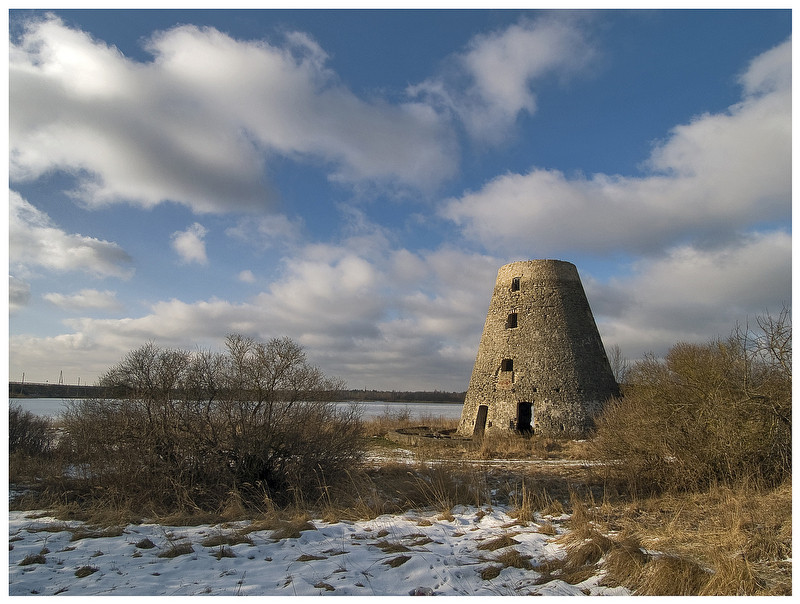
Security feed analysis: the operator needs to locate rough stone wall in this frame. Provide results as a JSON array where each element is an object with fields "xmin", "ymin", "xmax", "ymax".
[{"xmin": 457, "ymin": 259, "xmax": 619, "ymax": 439}]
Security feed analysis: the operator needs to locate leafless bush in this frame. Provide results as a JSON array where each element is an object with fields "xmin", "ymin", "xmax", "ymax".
[
  {"xmin": 9, "ymin": 404, "xmax": 54, "ymax": 456},
  {"xmin": 58, "ymin": 334, "xmax": 362, "ymax": 513},
  {"xmin": 594, "ymin": 310, "xmax": 791, "ymax": 492}
]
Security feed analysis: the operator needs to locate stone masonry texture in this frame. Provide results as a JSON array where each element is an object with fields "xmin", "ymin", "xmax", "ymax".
[{"xmin": 457, "ymin": 260, "xmax": 619, "ymax": 439}]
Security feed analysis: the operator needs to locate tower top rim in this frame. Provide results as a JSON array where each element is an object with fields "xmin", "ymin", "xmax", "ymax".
[
  {"xmin": 497, "ymin": 259, "xmax": 579, "ymax": 282},
  {"xmin": 501, "ymin": 259, "xmax": 575, "ymax": 269}
]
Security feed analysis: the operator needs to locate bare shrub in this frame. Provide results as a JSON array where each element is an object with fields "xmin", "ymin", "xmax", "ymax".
[
  {"xmin": 58, "ymin": 334, "xmax": 363, "ymax": 514},
  {"xmin": 8, "ymin": 404, "xmax": 60, "ymax": 489},
  {"xmin": 9, "ymin": 404, "xmax": 54, "ymax": 456},
  {"xmin": 593, "ymin": 311, "xmax": 791, "ymax": 492}
]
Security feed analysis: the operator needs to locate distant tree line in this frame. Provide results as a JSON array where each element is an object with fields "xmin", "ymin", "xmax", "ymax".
[
  {"xmin": 9, "ymin": 383, "xmax": 465, "ymax": 404},
  {"xmin": 341, "ymin": 389, "xmax": 465, "ymax": 403}
]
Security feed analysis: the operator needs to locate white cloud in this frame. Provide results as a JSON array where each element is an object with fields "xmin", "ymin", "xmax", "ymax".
[
  {"xmin": 43, "ymin": 289, "xmax": 123, "ymax": 312},
  {"xmin": 7, "ymin": 238, "xmax": 501, "ymax": 390},
  {"xmin": 11, "ymin": 223, "xmax": 789, "ymax": 390},
  {"xmin": 8, "ymin": 190, "xmax": 133, "ymax": 279},
  {"xmin": 589, "ymin": 229, "xmax": 792, "ymax": 360},
  {"xmin": 171, "ymin": 223, "xmax": 209, "ymax": 265},
  {"xmin": 9, "ymin": 15, "xmax": 458, "ymax": 213},
  {"xmin": 237, "ymin": 270, "xmax": 256, "ymax": 284},
  {"xmin": 442, "ymin": 39, "xmax": 791, "ymax": 256},
  {"xmin": 409, "ymin": 14, "xmax": 595, "ymax": 142}
]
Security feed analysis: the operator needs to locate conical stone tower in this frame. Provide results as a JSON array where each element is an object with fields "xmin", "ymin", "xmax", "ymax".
[{"xmin": 457, "ymin": 259, "xmax": 619, "ymax": 439}]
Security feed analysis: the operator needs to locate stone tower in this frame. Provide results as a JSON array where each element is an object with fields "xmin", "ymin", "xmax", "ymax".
[{"xmin": 457, "ymin": 260, "xmax": 619, "ymax": 439}]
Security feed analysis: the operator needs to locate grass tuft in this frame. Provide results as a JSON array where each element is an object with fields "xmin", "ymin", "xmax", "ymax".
[
  {"xmin": 70, "ymin": 526, "xmax": 125, "ymax": 541},
  {"xmin": 19, "ymin": 552, "xmax": 47, "ymax": 566},
  {"xmin": 635, "ymin": 554, "xmax": 710, "ymax": 596},
  {"xmin": 480, "ymin": 566, "xmax": 503, "ymax": 580},
  {"xmin": 375, "ymin": 540, "xmax": 411, "ymax": 553},
  {"xmin": 74, "ymin": 565, "xmax": 98, "ymax": 578},
  {"xmin": 157, "ymin": 542, "xmax": 194, "ymax": 558},
  {"xmin": 477, "ymin": 534, "xmax": 520, "ymax": 551},
  {"xmin": 200, "ymin": 533, "xmax": 254, "ymax": 548},
  {"xmin": 383, "ymin": 555, "xmax": 411, "ymax": 567}
]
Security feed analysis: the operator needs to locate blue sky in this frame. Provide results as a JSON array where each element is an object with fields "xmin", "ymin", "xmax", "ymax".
[{"xmin": 7, "ymin": 8, "xmax": 792, "ymax": 390}]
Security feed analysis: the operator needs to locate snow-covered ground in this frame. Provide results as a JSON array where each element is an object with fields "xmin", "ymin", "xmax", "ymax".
[{"xmin": 8, "ymin": 506, "xmax": 629, "ymax": 596}]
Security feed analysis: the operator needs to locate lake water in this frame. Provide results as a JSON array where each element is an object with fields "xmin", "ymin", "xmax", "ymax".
[{"xmin": 10, "ymin": 398, "xmax": 463, "ymax": 421}]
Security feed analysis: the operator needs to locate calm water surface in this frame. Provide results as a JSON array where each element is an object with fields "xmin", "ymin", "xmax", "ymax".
[{"xmin": 10, "ymin": 398, "xmax": 463, "ymax": 420}]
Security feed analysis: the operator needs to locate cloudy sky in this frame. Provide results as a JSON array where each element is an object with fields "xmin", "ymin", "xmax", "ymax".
[{"xmin": 7, "ymin": 9, "xmax": 792, "ymax": 391}]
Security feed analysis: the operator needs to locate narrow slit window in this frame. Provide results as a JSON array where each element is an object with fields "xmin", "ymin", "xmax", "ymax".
[
  {"xmin": 506, "ymin": 313, "xmax": 518, "ymax": 329},
  {"xmin": 501, "ymin": 359, "xmax": 513, "ymax": 372},
  {"xmin": 511, "ymin": 277, "xmax": 520, "ymax": 292}
]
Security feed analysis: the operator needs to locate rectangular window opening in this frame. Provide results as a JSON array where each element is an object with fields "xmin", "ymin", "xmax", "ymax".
[
  {"xmin": 511, "ymin": 277, "xmax": 520, "ymax": 292},
  {"xmin": 505, "ymin": 313, "xmax": 518, "ymax": 329},
  {"xmin": 501, "ymin": 358, "xmax": 513, "ymax": 372}
]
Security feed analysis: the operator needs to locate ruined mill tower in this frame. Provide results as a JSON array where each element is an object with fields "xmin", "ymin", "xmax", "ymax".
[{"xmin": 457, "ymin": 260, "xmax": 619, "ymax": 439}]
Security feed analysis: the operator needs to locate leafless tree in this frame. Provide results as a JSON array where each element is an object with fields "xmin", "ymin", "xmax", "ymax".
[{"xmin": 60, "ymin": 335, "xmax": 359, "ymax": 512}]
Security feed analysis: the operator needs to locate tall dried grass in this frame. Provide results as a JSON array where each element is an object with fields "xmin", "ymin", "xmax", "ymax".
[{"xmin": 549, "ymin": 481, "xmax": 793, "ymax": 596}]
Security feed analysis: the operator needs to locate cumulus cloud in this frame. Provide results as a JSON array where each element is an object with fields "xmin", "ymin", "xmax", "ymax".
[
  {"xmin": 43, "ymin": 289, "xmax": 123, "ymax": 312},
  {"xmin": 9, "ymin": 190, "xmax": 133, "ymax": 279},
  {"xmin": 171, "ymin": 223, "xmax": 209, "ymax": 265},
  {"xmin": 409, "ymin": 14, "xmax": 595, "ymax": 142},
  {"xmin": 588, "ymin": 229, "xmax": 792, "ymax": 359},
  {"xmin": 442, "ymin": 38, "xmax": 791, "ymax": 256},
  {"xmin": 8, "ymin": 238, "xmax": 502, "ymax": 390},
  {"xmin": 9, "ymin": 15, "xmax": 457, "ymax": 213}
]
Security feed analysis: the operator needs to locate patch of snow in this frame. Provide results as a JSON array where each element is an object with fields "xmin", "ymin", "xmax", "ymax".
[{"xmin": 8, "ymin": 507, "xmax": 629, "ymax": 596}]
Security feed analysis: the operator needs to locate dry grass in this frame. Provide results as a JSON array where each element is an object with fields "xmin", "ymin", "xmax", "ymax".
[
  {"xmin": 480, "ymin": 565, "xmax": 503, "ymax": 580},
  {"xmin": 18, "ymin": 552, "xmax": 47, "ymax": 566},
  {"xmin": 536, "ymin": 521, "xmax": 557, "ymax": 536},
  {"xmin": 635, "ymin": 555, "xmax": 711, "ymax": 595},
  {"xmin": 610, "ymin": 481, "xmax": 792, "ymax": 595},
  {"xmin": 69, "ymin": 526, "xmax": 125, "ymax": 541},
  {"xmin": 493, "ymin": 547, "xmax": 534, "ymax": 570},
  {"xmin": 157, "ymin": 542, "xmax": 194, "ymax": 558},
  {"xmin": 473, "ymin": 433, "xmax": 590, "ymax": 461},
  {"xmin": 237, "ymin": 512, "xmax": 317, "ymax": 541},
  {"xmin": 74, "ymin": 565, "xmax": 98, "ymax": 578},
  {"xmin": 375, "ymin": 540, "xmax": 411, "ymax": 553},
  {"xmin": 540, "ymin": 480, "xmax": 793, "ymax": 596},
  {"xmin": 361, "ymin": 408, "xmax": 457, "ymax": 438},
  {"xmin": 477, "ymin": 533, "xmax": 520, "ymax": 551},
  {"xmin": 9, "ymin": 408, "xmax": 790, "ymax": 597},
  {"xmin": 383, "ymin": 555, "xmax": 411, "ymax": 567},
  {"xmin": 200, "ymin": 532, "xmax": 254, "ymax": 548}
]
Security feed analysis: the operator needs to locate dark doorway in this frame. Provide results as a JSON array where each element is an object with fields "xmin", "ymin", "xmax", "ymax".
[
  {"xmin": 517, "ymin": 402, "xmax": 533, "ymax": 434},
  {"xmin": 474, "ymin": 405, "xmax": 489, "ymax": 437}
]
